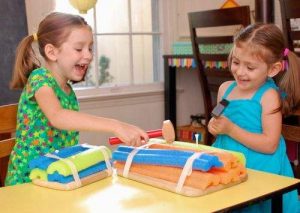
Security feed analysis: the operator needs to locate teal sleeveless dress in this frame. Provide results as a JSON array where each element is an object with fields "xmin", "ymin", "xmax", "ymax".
[{"xmin": 212, "ymin": 78, "xmax": 298, "ymax": 213}]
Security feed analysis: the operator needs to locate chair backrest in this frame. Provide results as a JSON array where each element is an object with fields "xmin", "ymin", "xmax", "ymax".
[
  {"xmin": 188, "ymin": 6, "xmax": 251, "ymax": 145},
  {"xmin": 278, "ymin": 0, "xmax": 300, "ymax": 177},
  {"xmin": 282, "ymin": 114, "xmax": 300, "ymax": 142},
  {"xmin": 279, "ymin": 0, "xmax": 300, "ymax": 56},
  {"xmin": 0, "ymin": 104, "xmax": 18, "ymax": 187},
  {"xmin": 282, "ymin": 107, "xmax": 300, "ymax": 177}
]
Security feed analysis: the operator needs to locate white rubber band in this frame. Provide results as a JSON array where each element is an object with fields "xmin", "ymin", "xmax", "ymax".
[
  {"xmin": 122, "ymin": 141, "xmax": 160, "ymax": 178},
  {"xmin": 77, "ymin": 144, "xmax": 113, "ymax": 175},
  {"xmin": 97, "ymin": 146, "xmax": 113, "ymax": 176},
  {"xmin": 45, "ymin": 153, "xmax": 82, "ymax": 188},
  {"xmin": 175, "ymin": 152, "xmax": 203, "ymax": 193}
]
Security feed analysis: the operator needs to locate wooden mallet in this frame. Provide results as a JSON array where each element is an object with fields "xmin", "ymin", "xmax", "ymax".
[{"xmin": 109, "ymin": 120, "xmax": 175, "ymax": 145}]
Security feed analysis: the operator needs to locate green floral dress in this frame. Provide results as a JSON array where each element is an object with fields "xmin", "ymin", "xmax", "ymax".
[{"xmin": 5, "ymin": 68, "xmax": 79, "ymax": 186}]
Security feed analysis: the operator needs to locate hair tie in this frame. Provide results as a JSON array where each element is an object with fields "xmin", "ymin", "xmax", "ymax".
[
  {"xmin": 283, "ymin": 48, "xmax": 289, "ymax": 57},
  {"xmin": 282, "ymin": 48, "xmax": 289, "ymax": 71},
  {"xmin": 32, "ymin": 33, "xmax": 38, "ymax": 41}
]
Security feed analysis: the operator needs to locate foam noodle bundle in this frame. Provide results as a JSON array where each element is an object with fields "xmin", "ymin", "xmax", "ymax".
[
  {"xmin": 113, "ymin": 139, "xmax": 247, "ymax": 196},
  {"xmin": 113, "ymin": 146, "xmax": 223, "ymax": 171},
  {"xmin": 29, "ymin": 144, "xmax": 112, "ymax": 190}
]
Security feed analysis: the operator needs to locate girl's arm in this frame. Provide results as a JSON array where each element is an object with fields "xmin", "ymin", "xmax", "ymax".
[
  {"xmin": 208, "ymin": 81, "xmax": 233, "ymax": 137},
  {"xmin": 209, "ymin": 88, "xmax": 282, "ymax": 154},
  {"xmin": 216, "ymin": 81, "xmax": 233, "ymax": 102},
  {"xmin": 35, "ymin": 86, "xmax": 149, "ymax": 146}
]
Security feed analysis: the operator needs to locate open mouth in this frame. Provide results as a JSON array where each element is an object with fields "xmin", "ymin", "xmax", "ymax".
[
  {"xmin": 236, "ymin": 77, "xmax": 250, "ymax": 86},
  {"xmin": 238, "ymin": 78, "xmax": 249, "ymax": 82},
  {"xmin": 75, "ymin": 64, "xmax": 88, "ymax": 76}
]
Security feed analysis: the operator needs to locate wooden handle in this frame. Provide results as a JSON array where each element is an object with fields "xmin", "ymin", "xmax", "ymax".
[{"xmin": 109, "ymin": 129, "xmax": 163, "ymax": 145}]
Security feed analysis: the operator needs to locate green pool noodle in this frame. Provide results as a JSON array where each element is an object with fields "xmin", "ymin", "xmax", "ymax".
[
  {"xmin": 149, "ymin": 138, "xmax": 246, "ymax": 166},
  {"xmin": 47, "ymin": 146, "xmax": 112, "ymax": 176},
  {"xmin": 29, "ymin": 168, "xmax": 48, "ymax": 181}
]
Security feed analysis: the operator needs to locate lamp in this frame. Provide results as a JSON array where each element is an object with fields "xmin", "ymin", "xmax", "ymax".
[{"xmin": 69, "ymin": 0, "xmax": 97, "ymax": 14}]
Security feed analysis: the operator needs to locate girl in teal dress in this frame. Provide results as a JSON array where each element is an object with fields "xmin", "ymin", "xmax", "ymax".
[
  {"xmin": 5, "ymin": 12, "xmax": 149, "ymax": 186},
  {"xmin": 209, "ymin": 23, "xmax": 300, "ymax": 212}
]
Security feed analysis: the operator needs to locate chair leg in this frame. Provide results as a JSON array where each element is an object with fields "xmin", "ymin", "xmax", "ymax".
[
  {"xmin": 0, "ymin": 133, "xmax": 11, "ymax": 187},
  {"xmin": 0, "ymin": 157, "xmax": 9, "ymax": 187},
  {"xmin": 297, "ymin": 144, "xmax": 300, "ymax": 194},
  {"xmin": 295, "ymin": 164, "xmax": 300, "ymax": 194}
]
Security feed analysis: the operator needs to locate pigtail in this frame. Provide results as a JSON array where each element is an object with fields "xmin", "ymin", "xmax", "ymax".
[
  {"xmin": 278, "ymin": 51, "xmax": 300, "ymax": 115},
  {"xmin": 10, "ymin": 34, "xmax": 41, "ymax": 89},
  {"xmin": 227, "ymin": 48, "xmax": 233, "ymax": 72}
]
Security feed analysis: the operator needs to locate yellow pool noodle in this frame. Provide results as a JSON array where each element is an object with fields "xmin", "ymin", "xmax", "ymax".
[
  {"xmin": 29, "ymin": 168, "xmax": 48, "ymax": 181},
  {"xmin": 149, "ymin": 138, "xmax": 246, "ymax": 166},
  {"xmin": 47, "ymin": 146, "xmax": 112, "ymax": 176}
]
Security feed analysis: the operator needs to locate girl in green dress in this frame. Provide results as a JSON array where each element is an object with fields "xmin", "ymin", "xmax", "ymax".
[{"xmin": 6, "ymin": 12, "xmax": 149, "ymax": 186}]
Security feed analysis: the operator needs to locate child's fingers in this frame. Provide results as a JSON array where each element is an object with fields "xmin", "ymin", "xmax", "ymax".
[
  {"xmin": 129, "ymin": 129, "xmax": 147, "ymax": 146},
  {"xmin": 208, "ymin": 121, "xmax": 216, "ymax": 134},
  {"xmin": 131, "ymin": 126, "xmax": 149, "ymax": 146},
  {"xmin": 140, "ymin": 130, "xmax": 149, "ymax": 142}
]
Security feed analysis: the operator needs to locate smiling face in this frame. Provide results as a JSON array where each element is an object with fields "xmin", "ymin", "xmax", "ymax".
[
  {"xmin": 230, "ymin": 43, "xmax": 275, "ymax": 95},
  {"xmin": 45, "ymin": 26, "xmax": 94, "ymax": 85},
  {"xmin": 55, "ymin": 26, "xmax": 93, "ymax": 82}
]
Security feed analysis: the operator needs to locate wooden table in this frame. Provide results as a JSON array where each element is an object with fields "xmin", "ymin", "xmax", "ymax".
[{"xmin": 0, "ymin": 169, "xmax": 299, "ymax": 213}]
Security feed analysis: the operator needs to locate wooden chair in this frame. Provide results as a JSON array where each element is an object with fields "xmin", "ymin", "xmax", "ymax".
[
  {"xmin": 0, "ymin": 104, "xmax": 18, "ymax": 187},
  {"xmin": 188, "ymin": 6, "xmax": 251, "ymax": 145},
  {"xmin": 282, "ymin": 109, "xmax": 300, "ymax": 178},
  {"xmin": 279, "ymin": 0, "xmax": 300, "ymax": 179},
  {"xmin": 279, "ymin": 0, "xmax": 300, "ymax": 56}
]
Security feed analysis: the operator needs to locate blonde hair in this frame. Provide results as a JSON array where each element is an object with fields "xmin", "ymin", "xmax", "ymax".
[
  {"xmin": 228, "ymin": 23, "xmax": 300, "ymax": 116},
  {"xmin": 10, "ymin": 12, "xmax": 90, "ymax": 89}
]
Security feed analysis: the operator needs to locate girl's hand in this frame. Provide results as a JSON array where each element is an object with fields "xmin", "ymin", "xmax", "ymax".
[
  {"xmin": 114, "ymin": 121, "xmax": 149, "ymax": 146},
  {"xmin": 208, "ymin": 117, "xmax": 217, "ymax": 136},
  {"xmin": 208, "ymin": 116, "xmax": 234, "ymax": 135}
]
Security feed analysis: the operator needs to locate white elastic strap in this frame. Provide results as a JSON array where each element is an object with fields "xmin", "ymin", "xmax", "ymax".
[
  {"xmin": 81, "ymin": 144, "xmax": 113, "ymax": 175},
  {"xmin": 97, "ymin": 146, "xmax": 113, "ymax": 175},
  {"xmin": 45, "ymin": 153, "xmax": 82, "ymax": 187},
  {"xmin": 175, "ymin": 152, "xmax": 203, "ymax": 193},
  {"xmin": 122, "ymin": 141, "xmax": 160, "ymax": 178}
]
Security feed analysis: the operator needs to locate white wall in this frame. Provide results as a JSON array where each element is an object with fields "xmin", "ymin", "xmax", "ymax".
[
  {"xmin": 25, "ymin": 0, "xmax": 55, "ymax": 34},
  {"xmin": 77, "ymin": 88, "xmax": 165, "ymax": 149}
]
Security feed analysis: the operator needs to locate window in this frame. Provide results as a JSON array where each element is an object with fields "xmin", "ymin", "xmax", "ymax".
[{"xmin": 55, "ymin": 0, "xmax": 162, "ymax": 91}]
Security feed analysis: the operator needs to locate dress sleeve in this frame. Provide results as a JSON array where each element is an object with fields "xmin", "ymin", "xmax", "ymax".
[{"xmin": 26, "ymin": 69, "xmax": 54, "ymax": 103}]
